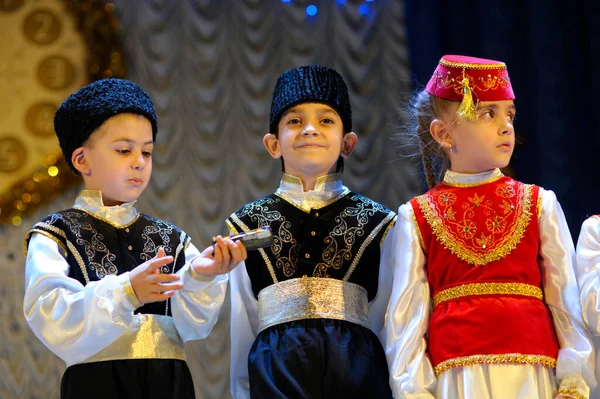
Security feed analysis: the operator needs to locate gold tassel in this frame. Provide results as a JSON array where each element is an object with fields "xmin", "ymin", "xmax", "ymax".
[{"xmin": 456, "ymin": 77, "xmax": 476, "ymax": 120}]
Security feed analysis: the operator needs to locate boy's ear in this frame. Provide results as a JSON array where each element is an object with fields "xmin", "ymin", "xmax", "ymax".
[
  {"xmin": 429, "ymin": 118, "xmax": 453, "ymax": 149},
  {"xmin": 263, "ymin": 133, "xmax": 282, "ymax": 159},
  {"xmin": 340, "ymin": 132, "xmax": 357, "ymax": 158},
  {"xmin": 71, "ymin": 147, "xmax": 91, "ymax": 175}
]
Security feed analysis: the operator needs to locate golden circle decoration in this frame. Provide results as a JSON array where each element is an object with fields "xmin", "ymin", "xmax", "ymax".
[
  {"xmin": 0, "ymin": 0, "xmax": 25, "ymax": 12},
  {"xmin": 0, "ymin": 137, "xmax": 27, "ymax": 172},
  {"xmin": 25, "ymin": 102, "xmax": 57, "ymax": 137},
  {"xmin": 0, "ymin": 0, "xmax": 125, "ymax": 225},
  {"xmin": 23, "ymin": 9, "xmax": 61, "ymax": 45},
  {"xmin": 37, "ymin": 55, "xmax": 76, "ymax": 90}
]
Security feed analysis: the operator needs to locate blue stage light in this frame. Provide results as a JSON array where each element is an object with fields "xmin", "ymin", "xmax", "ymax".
[
  {"xmin": 336, "ymin": 0, "xmax": 346, "ymax": 4},
  {"xmin": 358, "ymin": 3, "xmax": 370, "ymax": 15},
  {"xmin": 306, "ymin": 4, "xmax": 318, "ymax": 16}
]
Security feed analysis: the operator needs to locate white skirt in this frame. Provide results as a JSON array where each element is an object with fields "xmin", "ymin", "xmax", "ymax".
[{"xmin": 436, "ymin": 364, "xmax": 557, "ymax": 399}]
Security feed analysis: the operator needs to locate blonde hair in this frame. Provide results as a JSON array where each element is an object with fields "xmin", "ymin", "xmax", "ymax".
[{"xmin": 396, "ymin": 89, "xmax": 458, "ymax": 189}]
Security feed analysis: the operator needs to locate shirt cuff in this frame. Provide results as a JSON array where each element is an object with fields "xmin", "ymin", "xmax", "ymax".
[
  {"xmin": 187, "ymin": 258, "xmax": 218, "ymax": 283},
  {"xmin": 557, "ymin": 374, "xmax": 590, "ymax": 399},
  {"xmin": 123, "ymin": 272, "xmax": 142, "ymax": 310}
]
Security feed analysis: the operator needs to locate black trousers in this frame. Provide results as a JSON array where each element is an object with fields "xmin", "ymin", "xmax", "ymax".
[
  {"xmin": 249, "ymin": 319, "xmax": 393, "ymax": 399},
  {"xmin": 61, "ymin": 359, "xmax": 195, "ymax": 399}
]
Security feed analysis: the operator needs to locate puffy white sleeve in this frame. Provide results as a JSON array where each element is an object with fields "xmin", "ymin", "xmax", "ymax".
[
  {"xmin": 170, "ymin": 242, "xmax": 229, "ymax": 342},
  {"xmin": 229, "ymin": 261, "xmax": 259, "ymax": 399},
  {"xmin": 538, "ymin": 188, "xmax": 595, "ymax": 397},
  {"xmin": 383, "ymin": 203, "xmax": 436, "ymax": 399},
  {"xmin": 23, "ymin": 233, "xmax": 139, "ymax": 366},
  {"xmin": 368, "ymin": 217, "xmax": 396, "ymax": 340},
  {"xmin": 576, "ymin": 215, "xmax": 600, "ymax": 334},
  {"xmin": 575, "ymin": 215, "xmax": 600, "ymax": 399}
]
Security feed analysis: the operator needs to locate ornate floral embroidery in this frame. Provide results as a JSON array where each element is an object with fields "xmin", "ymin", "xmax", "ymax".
[
  {"xmin": 235, "ymin": 196, "xmax": 300, "ymax": 279},
  {"xmin": 496, "ymin": 184, "xmax": 515, "ymax": 198},
  {"xmin": 55, "ymin": 211, "xmax": 119, "ymax": 279},
  {"xmin": 140, "ymin": 216, "xmax": 176, "ymax": 273},
  {"xmin": 416, "ymin": 180, "xmax": 534, "ymax": 265},
  {"xmin": 235, "ymin": 194, "xmax": 393, "ymax": 282},
  {"xmin": 313, "ymin": 195, "xmax": 390, "ymax": 278},
  {"xmin": 432, "ymin": 69, "xmax": 511, "ymax": 99},
  {"xmin": 275, "ymin": 220, "xmax": 301, "ymax": 277}
]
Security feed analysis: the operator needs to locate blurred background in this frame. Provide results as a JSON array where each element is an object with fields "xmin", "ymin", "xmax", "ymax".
[{"xmin": 1, "ymin": 0, "xmax": 598, "ymax": 398}]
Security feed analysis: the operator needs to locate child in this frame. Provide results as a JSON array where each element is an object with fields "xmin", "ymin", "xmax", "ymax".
[
  {"xmin": 386, "ymin": 55, "xmax": 594, "ymax": 399},
  {"xmin": 23, "ymin": 78, "xmax": 247, "ymax": 399},
  {"xmin": 227, "ymin": 65, "xmax": 397, "ymax": 398},
  {"xmin": 576, "ymin": 216, "xmax": 600, "ymax": 399}
]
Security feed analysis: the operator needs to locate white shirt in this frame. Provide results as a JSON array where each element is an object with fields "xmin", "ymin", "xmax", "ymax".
[{"xmin": 23, "ymin": 190, "xmax": 228, "ymax": 366}]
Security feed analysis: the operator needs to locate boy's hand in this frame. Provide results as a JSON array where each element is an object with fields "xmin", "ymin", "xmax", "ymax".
[
  {"xmin": 192, "ymin": 236, "xmax": 247, "ymax": 276},
  {"xmin": 129, "ymin": 247, "xmax": 183, "ymax": 304}
]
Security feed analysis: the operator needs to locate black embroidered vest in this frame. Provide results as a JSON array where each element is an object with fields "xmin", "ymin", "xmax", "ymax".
[
  {"xmin": 26, "ymin": 209, "xmax": 190, "ymax": 316},
  {"xmin": 227, "ymin": 192, "xmax": 396, "ymax": 300}
]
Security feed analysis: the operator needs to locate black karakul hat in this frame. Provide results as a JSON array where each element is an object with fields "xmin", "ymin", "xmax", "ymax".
[
  {"xmin": 54, "ymin": 78, "xmax": 158, "ymax": 172},
  {"xmin": 269, "ymin": 65, "xmax": 352, "ymax": 134}
]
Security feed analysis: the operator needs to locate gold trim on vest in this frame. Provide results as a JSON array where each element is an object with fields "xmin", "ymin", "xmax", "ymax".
[
  {"xmin": 434, "ymin": 353, "xmax": 556, "ymax": 376},
  {"xmin": 432, "ymin": 282, "xmax": 543, "ymax": 307}
]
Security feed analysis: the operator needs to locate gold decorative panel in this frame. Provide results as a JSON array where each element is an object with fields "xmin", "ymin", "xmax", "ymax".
[{"xmin": 0, "ymin": 0, "xmax": 125, "ymax": 225}]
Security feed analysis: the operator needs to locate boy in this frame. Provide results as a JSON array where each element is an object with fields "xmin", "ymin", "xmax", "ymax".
[
  {"xmin": 228, "ymin": 65, "xmax": 396, "ymax": 398},
  {"xmin": 23, "ymin": 78, "xmax": 246, "ymax": 399}
]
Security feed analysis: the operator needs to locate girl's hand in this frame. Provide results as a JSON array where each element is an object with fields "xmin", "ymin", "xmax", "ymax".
[
  {"xmin": 192, "ymin": 236, "xmax": 247, "ymax": 276},
  {"xmin": 129, "ymin": 247, "xmax": 183, "ymax": 304}
]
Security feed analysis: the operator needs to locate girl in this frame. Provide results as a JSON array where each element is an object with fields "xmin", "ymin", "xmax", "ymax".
[{"xmin": 386, "ymin": 55, "xmax": 594, "ymax": 399}]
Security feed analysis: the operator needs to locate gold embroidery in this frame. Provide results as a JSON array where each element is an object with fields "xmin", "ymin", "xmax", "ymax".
[
  {"xmin": 343, "ymin": 211, "xmax": 396, "ymax": 281},
  {"xmin": 225, "ymin": 219, "xmax": 239, "ymax": 234},
  {"xmin": 281, "ymin": 173, "xmax": 341, "ymax": 186},
  {"xmin": 165, "ymin": 231, "xmax": 188, "ymax": 316},
  {"xmin": 537, "ymin": 190, "xmax": 542, "ymax": 219},
  {"xmin": 434, "ymin": 353, "xmax": 556, "ymax": 376},
  {"xmin": 557, "ymin": 384, "xmax": 586, "ymax": 399},
  {"xmin": 77, "ymin": 207, "xmax": 140, "ymax": 229},
  {"xmin": 380, "ymin": 215, "xmax": 397, "ymax": 247},
  {"xmin": 230, "ymin": 212, "xmax": 278, "ymax": 284},
  {"xmin": 24, "ymin": 228, "xmax": 68, "ymax": 257},
  {"xmin": 257, "ymin": 277, "xmax": 369, "ymax": 332},
  {"xmin": 433, "ymin": 70, "xmax": 511, "ymax": 99},
  {"xmin": 439, "ymin": 59, "xmax": 507, "ymax": 70},
  {"xmin": 66, "ymin": 238, "xmax": 90, "ymax": 284},
  {"xmin": 314, "ymin": 195, "xmax": 391, "ymax": 278},
  {"xmin": 139, "ymin": 218, "xmax": 177, "ymax": 268},
  {"xmin": 81, "ymin": 314, "xmax": 185, "ymax": 365},
  {"xmin": 433, "ymin": 282, "xmax": 543, "ymax": 307},
  {"xmin": 417, "ymin": 182, "xmax": 534, "ymax": 265},
  {"xmin": 124, "ymin": 279, "xmax": 142, "ymax": 309},
  {"xmin": 443, "ymin": 174, "xmax": 504, "ymax": 188},
  {"xmin": 274, "ymin": 190, "xmax": 349, "ymax": 212},
  {"xmin": 28, "ymin": 221, "xmax": 91, "ymax": 283}
]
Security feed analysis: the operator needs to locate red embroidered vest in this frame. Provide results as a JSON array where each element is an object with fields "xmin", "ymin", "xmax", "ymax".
[{"xmin": 410, "ymin": 175, "xmax": 559, "ymax": 375}]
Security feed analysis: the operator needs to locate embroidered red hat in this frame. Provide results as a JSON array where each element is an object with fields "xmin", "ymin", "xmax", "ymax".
[{"xmin": 425, "ymin": 55, "xmax": 515, "ymax": 119}]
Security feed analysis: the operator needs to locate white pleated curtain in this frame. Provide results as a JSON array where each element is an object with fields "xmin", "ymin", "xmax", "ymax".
[{"xmin": 0, "ymin": 1, "xmax": 416, "ymax": 398}]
